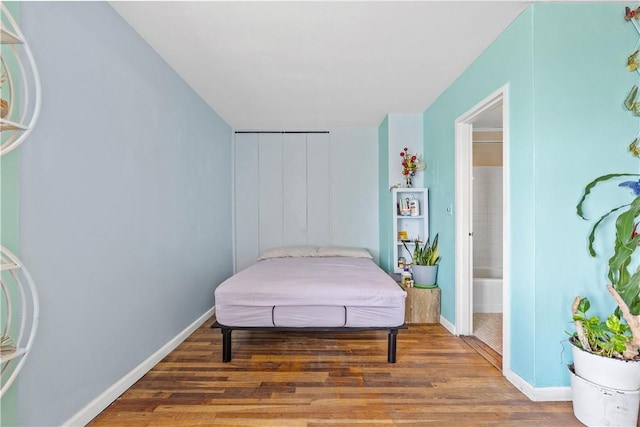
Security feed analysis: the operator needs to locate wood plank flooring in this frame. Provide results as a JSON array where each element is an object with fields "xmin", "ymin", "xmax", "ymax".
[
  {"xmin": 90, "ymin": 318, "xmax": 580, "ymax": 426},
  {"xmin": 460, "ymin": 335, "xmax": 502, "ymax": 371}
]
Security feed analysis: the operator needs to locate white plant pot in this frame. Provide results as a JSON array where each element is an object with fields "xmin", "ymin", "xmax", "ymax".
[
  {"xmin": 572, "ymin": 343, "xmax": 640, "ymax": 391},
  {"xmin": 412, "ymin": 265, "xmax": 438, "ymax": 288},
  {"xmin": 569, "ymin": 364, "xmax": 640, "ymax": 427}
]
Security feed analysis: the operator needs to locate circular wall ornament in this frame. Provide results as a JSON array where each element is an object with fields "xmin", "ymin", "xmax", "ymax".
[{"xmin": 0, "ymin": 3, "xmax": 41, "ymax": 157}]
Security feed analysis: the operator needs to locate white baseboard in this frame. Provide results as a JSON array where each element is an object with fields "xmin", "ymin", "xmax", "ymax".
[
  {"xmin": 504, "ymin": 367, "xmax": 571, "ymax": 402},
  {"xmin": 63, "ymin": 307, "xmax": 215, "ymax": 427},
  {"xmin": 439, "ymin": 315, "xmax": 456, "ymax": 335}
]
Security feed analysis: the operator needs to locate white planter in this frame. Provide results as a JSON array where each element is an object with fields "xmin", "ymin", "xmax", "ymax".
[
  {"xmin": 569, "ymin": 364, "xmax": 640, "ymax": 427},
  {"xmin": 572, "ymin": 343, "xmax": 640, "ymax": 391},
  {"xmin": 412, "ymin": 265, "xmax": 438, "ymax": 288}
]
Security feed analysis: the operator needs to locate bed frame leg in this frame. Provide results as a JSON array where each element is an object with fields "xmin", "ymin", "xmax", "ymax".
[
  {"xmin": 221, "ymin": 327, "xmax": 232, "ymax": 362},
  {"xmin": 388, "ymin": 328, "xmax": 398, "ymax": 363}
]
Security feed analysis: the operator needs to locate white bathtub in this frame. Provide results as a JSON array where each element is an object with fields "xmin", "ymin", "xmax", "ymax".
[{"xmin": 473, "ymin": 267, "xmax": 503, "ymax": 313}]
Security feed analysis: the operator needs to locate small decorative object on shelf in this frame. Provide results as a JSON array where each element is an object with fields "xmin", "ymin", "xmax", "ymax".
[
  {"xmin": 401, "ymin": 265, "xmax": 413, "ymax": 288},
  {"xmin": 409, "ymin": 196, "xmax": 420, "ymax": 216},
  {"xmin": 399, "ymin": 147, "xmax": 426, "ymax": 188},
  {"xmin": 399, "ymin": 197, "xmax": 411, "ymax": 216},
  {"xmin": 397, "ymin": 256, "xmax": 406, "ymax": 269}
]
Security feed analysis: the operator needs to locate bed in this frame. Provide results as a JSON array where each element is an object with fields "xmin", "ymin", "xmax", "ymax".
[{"xmin": 213, "ymin": 246, "xmax": 407, "ymax": 363}]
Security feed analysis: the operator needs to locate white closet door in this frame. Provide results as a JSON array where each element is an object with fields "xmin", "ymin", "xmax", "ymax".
[
  {"xmin": 234, "ymin": 133, "xmax": 259, "ymax": 271},
  {"xmin": 330, "ymin": 129, "xmax": 379, "ymax": 251},
  {"xmin": 258, "ymin": 133, "xmax": 284, "ymax": 254},
  {"xmin": 307, "ymin": 133, "xmax": 331, "ymax": 246},
  {"xmin": 282, "ymin": 133, "xmax": 308, "ymax": 245}
]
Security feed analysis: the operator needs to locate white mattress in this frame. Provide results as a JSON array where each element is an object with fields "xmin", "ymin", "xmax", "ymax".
[{"xmin": 215, "ymin": 257, "xmax": 406, "ymax": 328}]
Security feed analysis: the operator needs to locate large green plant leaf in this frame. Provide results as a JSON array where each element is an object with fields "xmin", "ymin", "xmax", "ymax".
[
  {"xmin": 607, "ymin": 197, "xmax": 640, "ymax": 314},
  {"xmin": 577, "ymin": 173, "xmax": 640, "ymax": 219},
  {"xmin": 587, "ymin": 204, "xmax": 631, "ymax": 256}
]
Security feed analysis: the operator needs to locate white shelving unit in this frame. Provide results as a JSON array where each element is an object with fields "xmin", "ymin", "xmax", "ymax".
[
  {"xmin": 392, "ymin": 188, "xmax": 429, "ymax": 273},
  {"xmin": 0, "ymin": 4, "xmax": 41, "ymax": 398}
]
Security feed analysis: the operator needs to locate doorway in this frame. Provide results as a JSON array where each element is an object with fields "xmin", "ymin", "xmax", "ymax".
[{"xmin": 454, "ymin": 86, "xmax": 510, "ymax": 372}]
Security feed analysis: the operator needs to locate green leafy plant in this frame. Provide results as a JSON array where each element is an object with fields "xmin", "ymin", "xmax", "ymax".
[
  {"xmin": 574, "ymin": 174, "xmax": 640, "ymax": 359},
  {"xmin": 577, "ymin": 174, "xmax": 640, "ymax": 315},
  {"xmin": 402, "ymin": 233, "xmax": 440, "ymax": 266},
  {"xmin": 571, "ymin": 297, "xmax": 631, "ymax": 359}
]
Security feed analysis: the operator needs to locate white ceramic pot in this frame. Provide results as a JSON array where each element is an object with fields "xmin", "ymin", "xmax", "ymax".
[
  {"xmin": 572, "ymin": 342, "xmax": 640, "ymax": 391},
  {"xmin": 569, "ymin": 364, "xmax": 640, "ymax": 427}
]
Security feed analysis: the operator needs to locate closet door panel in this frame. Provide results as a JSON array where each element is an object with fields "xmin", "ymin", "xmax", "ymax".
[
  {"xmin": 282, "ymin": 133, "xmax": 308, "ymax": 246},
  {"xmin": 307, "ymin": 133, "xmax": 331, "ymax": 246},
  {"xmin": 258, "ymin": 133, "xmax": 284, "ymax": 254},
  {"xmin": 234, "ymin": 133, "xmax": 259, "ymax": 271}
]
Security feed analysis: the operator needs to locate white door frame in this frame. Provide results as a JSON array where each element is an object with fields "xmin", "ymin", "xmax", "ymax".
[{"xmin": 454, "ymin": 84, "xmax": 510, "ymax": 372}]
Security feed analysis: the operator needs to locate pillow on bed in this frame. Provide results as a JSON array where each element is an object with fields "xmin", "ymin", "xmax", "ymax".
[
  {"xmin": 258, "ymin": 245, "xmax": 319, "ymax": 260},
  {"xmin": 317, "ymin": 246, "xmax": 373, "ymax": 258}
]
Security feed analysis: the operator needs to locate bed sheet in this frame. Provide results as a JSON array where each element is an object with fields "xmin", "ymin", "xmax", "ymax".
[{"xmin": 214, "ymin": 257, "xmax": 406, "ymax": 327}]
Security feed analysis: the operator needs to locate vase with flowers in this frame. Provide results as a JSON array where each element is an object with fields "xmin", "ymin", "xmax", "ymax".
[{"xmin": 400, "ymin": 147, "xmax": 426, "ymax": 188}]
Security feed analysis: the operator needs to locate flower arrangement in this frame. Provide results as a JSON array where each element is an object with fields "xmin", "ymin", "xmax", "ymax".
[{"xmin": 400, "ymin": 147, "xmax": 425, "ymax": 187}]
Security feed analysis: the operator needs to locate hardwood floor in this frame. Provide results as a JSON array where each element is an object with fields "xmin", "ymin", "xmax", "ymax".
[
  {"xmin": 90, "ymin": 318, "xmax": 580, "ymax": 426},
  {"xmin": 460, "ymin": 335, "xmax": 502, "ymax": 371}
]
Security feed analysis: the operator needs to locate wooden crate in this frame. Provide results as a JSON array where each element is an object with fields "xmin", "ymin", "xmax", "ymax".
[{"xmin": 404, "ymin": 286, "xmax": 440, "ymax": 324}]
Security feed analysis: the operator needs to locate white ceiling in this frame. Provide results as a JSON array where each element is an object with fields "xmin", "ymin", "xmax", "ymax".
[{"xmin": 110, "ymin": 1, "xmax": 530, "ymax": 130}]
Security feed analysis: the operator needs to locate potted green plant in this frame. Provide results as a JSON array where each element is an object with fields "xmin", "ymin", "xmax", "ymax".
[
  {"xmin": 574, "ymin": 173, "xmax": 640, "ymax": 357},
  {"xmin": 569, "ymin": 173, "xmax": 640, "ymax": 426},
  {"xmin": 403, "ymin": 234, "xmax": 440, "ymax": 288}
]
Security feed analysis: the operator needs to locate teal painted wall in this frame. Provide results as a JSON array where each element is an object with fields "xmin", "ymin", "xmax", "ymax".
[
  {"xmin": 424, "ymin": 6, "xmax": 535, "ymax": 380},
  {"xmin": 531, "ymin": 3, "xmax": 639, "ymax": 387},
  {"xmin": 423, "ymin": 3, "xmax": 639, "ymax": 388},
  {"xmin": 378, "ymin": 115, "xmax": 392, "ymax": 272}
]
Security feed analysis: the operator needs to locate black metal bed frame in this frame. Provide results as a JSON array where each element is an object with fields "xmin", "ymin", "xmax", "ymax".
[{"xmin": 211, "ymin": 321, "xmax": 407, "ymax": 363}]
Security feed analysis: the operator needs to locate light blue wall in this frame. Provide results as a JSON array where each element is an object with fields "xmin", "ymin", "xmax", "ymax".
[
  {"xmin": 16, "ymin": 3, "xmax": 233, "ymax": 425},
  {"xmin": 423, "ymin": 3, "xmax": 638, "ymax": 388},
  {"xmin": 378, "ymin": 116, "xmax": 392, "ymax": 271}
]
